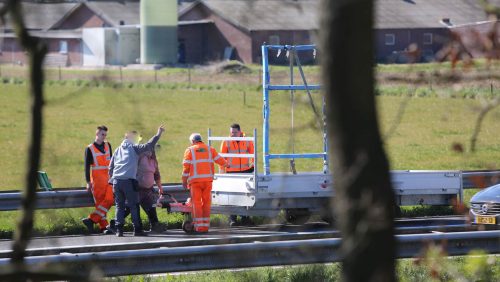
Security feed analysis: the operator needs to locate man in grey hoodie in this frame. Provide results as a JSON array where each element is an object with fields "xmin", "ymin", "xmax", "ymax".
[{"xmin": 109, "ymin": 125, "xmax": 165, "ymax": 236}]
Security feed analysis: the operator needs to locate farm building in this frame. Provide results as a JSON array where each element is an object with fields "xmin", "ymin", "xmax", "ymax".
[
  {"xmin": 179, "ymin": 0, "xmax": 499, "ymax": 64},
  {"xmin": 0, "ymin": 0, "xmax": 498, "ymax": 66},
  {"xmin": 0, "ymin": 0, "xmax": 188, "ymax": 66}
]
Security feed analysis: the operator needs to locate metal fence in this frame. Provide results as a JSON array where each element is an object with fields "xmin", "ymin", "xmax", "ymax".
[{"xmin": 0, "ymin": 185, "xmax": 188, "ymax": 211}]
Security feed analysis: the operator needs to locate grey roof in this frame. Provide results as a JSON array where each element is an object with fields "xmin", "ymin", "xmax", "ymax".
[
  {"xmin": 201, "ymin": 0, "xmax": 319, "ymax": 31},
  {"xmin": 85, "ymin": 1, "xmax": 140, "ymax": 26},
  {"xmin": 189, "ymin": 0, "xmax": 498, "ymax": 31},
  {"xmin": 0, "ymin": 30, "xmax": 82, "ymax": 39},
  {"xmin": 0, "ymin": 1, "xmax": 186, "ymax": 30},
  {"xmin": 374, "ymin": 0, "xmax": 500, "ymax": 29},
  {"xmin": 1, "ymin": 0, "xmax": 497, "ymax": 32},
  {"xmin": 0, "ymin": 2, "xmax": 77, "ymax": 30}
]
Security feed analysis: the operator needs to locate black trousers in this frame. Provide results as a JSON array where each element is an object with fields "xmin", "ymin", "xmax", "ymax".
[{"xmin": 123, "ymin": 187, "xmax": 160, "ymax": 229}]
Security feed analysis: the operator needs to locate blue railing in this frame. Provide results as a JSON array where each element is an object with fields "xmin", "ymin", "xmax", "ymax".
[{"xmin": 261, "ymin": 44, "xmax": 327, "ymax": 175}]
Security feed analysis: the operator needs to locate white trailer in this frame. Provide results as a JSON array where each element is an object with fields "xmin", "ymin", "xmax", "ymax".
[
  {"xmin": 207, "ymin": 45, "xmax": 463, "ymax": 224},
  {"xmin": 208, "ymin": 130, "xmax": 462, "ymax": 223}
]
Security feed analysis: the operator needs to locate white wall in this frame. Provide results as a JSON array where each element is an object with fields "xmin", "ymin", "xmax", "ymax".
[
  {"xmin": 83, "ymin": 27, "xmax": 140, "ymax": 66},
  {"xmin": 82, "ymin": 28, "xmax": 106, "ymax": 66}
]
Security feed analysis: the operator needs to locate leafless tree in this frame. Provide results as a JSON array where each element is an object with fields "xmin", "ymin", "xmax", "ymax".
[
  {"xmin": 319, "ymin": 0, "xmax": 396, "ymax": 281},
  {"xmin": 0, "ymin": 0, "xmax": 46, "ymax": 264},
  {"xmin": 0, "ymin": 1, "xmax": 90, "ymax": 280}
]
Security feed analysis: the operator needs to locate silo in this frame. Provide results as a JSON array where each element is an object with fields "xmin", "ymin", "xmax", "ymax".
[{"xmin": 140, "ymin": 0, "xmax": 178, "ymax": 64}]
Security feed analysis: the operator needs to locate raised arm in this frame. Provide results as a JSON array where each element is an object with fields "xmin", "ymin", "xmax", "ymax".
[{"xmin": 132, "ymin": 125, "xmax": 165, "ymax": 155}]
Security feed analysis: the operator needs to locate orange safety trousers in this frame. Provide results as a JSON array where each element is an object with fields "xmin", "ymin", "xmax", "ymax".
[
  {"xmin": 88, "ymin": 142, "xmax": 114, "ymax": 229},
  {"xmin": 89, "ymin": 173, "xmax": 114, "ymax": 229},
  {"xmin": 190, "ymin": 181, "xmax": 212, "ymax": 232}
]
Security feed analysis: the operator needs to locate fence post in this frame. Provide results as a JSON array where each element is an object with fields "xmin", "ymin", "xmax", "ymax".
[
  {"xmin": 188, "ymin": 65, "xmax": 191, "ymax": 87},
  {"xmin": 58, "ymin": 65, "xmax": 61, "ymax": 81},
  {"xmin": 119, "ymin": 66, "xmax": 123, "ymax": 83},
  {"xmin": 154, "ymin": 68, "xmax": 158, "ymax": 83}
]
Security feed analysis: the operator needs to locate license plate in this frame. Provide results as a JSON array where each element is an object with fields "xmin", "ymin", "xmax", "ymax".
[{"xmin": 476, "ymin": 216, "xmax": 496, "ymax": 225}]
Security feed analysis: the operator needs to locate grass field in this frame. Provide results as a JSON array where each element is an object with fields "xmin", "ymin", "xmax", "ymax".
[{"xmin": 0, "ymin": 63, "xmax": 499, "ymax": 236}]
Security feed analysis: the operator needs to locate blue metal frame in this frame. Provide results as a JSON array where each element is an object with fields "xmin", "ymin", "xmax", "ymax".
[{"xmin": 261, "ymin": 44, "xmax": 327, "ymax": 175}]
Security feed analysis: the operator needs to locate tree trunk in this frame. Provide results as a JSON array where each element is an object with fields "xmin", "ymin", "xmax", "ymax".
[{"xmin": 319, "ymin": 0, "xmax": 396, "ymax": 281}]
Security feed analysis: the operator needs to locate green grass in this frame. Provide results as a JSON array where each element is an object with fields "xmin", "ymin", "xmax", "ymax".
[
  {"xmin": 0, "ymin": 84, "xmax": 498, "ymax": 189},
  {"xmin": 0, "ymin": 208, "xmax": 231, "ymax": 238},
  {"xmin": 106, "ymin": 255, "xmax": 500, "ymax": 282},
  {"xmin": 0, "ymin": 64, "xmax": 499, "ymax": 237}
]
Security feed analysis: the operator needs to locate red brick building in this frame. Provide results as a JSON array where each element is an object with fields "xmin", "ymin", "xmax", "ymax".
[
  {"xmin": 0, "ymin": 1, "xmax": 141, "ymax": 66},
  {"xmin": 179, "ymin": 0, "xmax": 499, "ymax": 64},
  {"xmin": 179, "ymin": 0, "xmax": 317, "ymax": 64}
]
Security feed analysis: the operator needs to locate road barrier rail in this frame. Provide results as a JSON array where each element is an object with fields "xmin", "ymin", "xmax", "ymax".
[
  {"xmin": 0, "ymin": 230, "xmax": 497, "ymax": 277},
  {"xmin": 0, "ymin": 170, "xmax": 498, "ymax": 211}
]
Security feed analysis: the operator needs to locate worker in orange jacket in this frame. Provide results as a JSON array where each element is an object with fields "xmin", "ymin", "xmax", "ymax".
[
  {"xmin": 182, "ymin": 133, "xmax": 228, "ymax": 233},
  {"xmin": 83, "ymin": 125, "xmax": 114, "ymax": 234},
  {"xmin": 220, "ymin": 123, "xmax": 254, "ymax": 227}
]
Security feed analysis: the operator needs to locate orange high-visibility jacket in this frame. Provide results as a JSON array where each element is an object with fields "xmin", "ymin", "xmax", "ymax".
[
  {"xmin": 88, "ymin": 142, "xmax": 111, "ymax": 185},
  {"xmin": 182, "ymin": 142, "xmax": 227, "ymax": 184},
  {"xmin": 220, "ymin": 132, "xmax": 254, "ymax": 172}
]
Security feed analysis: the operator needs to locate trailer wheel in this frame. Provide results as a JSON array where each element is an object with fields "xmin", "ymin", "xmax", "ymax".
[
  {"xmin": 394, "ymin": 205, "xmax": 402, "ymax": 218},
  {"xmin": 182, "ymin": 220, "xmax": 194, "ymax": 233},
  {"xmin": 285, "ymin": 209, "xmax": 311, "ymax": 225}
]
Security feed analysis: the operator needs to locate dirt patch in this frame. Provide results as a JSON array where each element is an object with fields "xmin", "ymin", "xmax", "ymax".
[{"xmin": 201, "ymin": 61, "xmax": 253, "ymax": 74}]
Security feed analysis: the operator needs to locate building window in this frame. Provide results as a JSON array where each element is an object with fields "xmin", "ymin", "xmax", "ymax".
[
  {"xmin": 59, "ymin": 40, "xmax": 68, "ymax": 54},
  {"xmin": 385, "ymin": 34, "xmax": 395, "ymax": 45},
  {"xmin": 423, "ymin": 33, "xmax": 433, "ymax": 45},
  {"xmin": 269, "ymin": 35, "xmax": 280, "ymax": 45}
]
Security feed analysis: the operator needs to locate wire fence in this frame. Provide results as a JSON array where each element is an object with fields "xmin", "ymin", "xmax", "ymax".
[{"xmin": 0, "ymin": 63, "xmax": 324, "ymax": 88}]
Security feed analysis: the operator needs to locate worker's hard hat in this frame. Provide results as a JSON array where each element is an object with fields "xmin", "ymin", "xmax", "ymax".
[{"xmin": 189, "ymin": 133, "xmax": 202, "ymax": 142}]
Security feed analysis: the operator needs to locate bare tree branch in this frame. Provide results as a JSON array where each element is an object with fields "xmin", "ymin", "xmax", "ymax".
[
  {"xmin": 383, "ymin": 88, "xmax": 414, "ymax": 140},
  {"xmin": 470, "ymin": 96, "xmax": 500, "ymax": 152},
  {"xmin": 3, "ymin": 0, "xmax": 47, "ymax": 264},
  {"xmin": 0, "ymin": 2, "xmax": 95, "ymax": 280}
]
